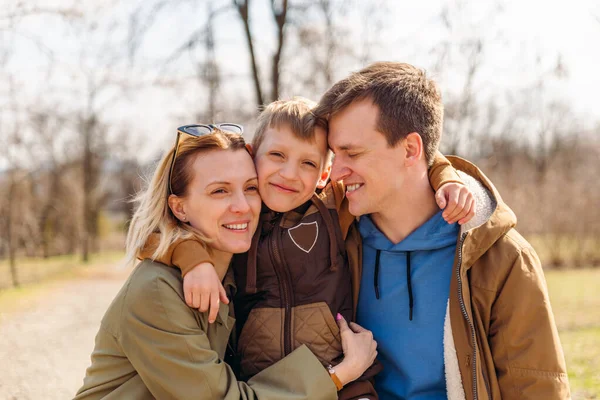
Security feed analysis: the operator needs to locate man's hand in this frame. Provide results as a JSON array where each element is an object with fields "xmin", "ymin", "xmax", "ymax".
[
  {"xmin": 183, "ymin": 262, "xmax": 229, "ymax": 323},
  {"xmin": 435, "ymin": 182, "xmax": 476, "ymax": 225}
]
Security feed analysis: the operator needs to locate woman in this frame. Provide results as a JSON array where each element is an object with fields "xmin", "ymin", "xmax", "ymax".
[{"xmin": 74, "ymin": 126, "xmax": 377, "ymax": 399}]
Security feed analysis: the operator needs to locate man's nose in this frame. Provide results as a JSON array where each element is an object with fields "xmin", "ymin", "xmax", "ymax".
[{"xmin": 330, "ymin": 157, "xmax": 350, "ymax": 182}]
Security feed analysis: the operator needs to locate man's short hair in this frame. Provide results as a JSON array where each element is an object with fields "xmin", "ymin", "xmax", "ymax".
[
  {"xmin": 252, "ymin": 97, "xmax": 319, "ymax": 152},
  {"xmin": 313, "ymin": 62, "xmax": 443, "ymax": 165}
]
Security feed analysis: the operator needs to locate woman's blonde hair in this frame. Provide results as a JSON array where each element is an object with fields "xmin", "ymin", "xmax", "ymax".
[{"xmin": 124, "ymin": 130, "xmax": 247, "ymax": 267}]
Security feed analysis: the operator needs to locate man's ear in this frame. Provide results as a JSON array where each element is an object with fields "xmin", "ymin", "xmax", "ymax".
[
  {"xmin": 404, "ymin": 132, "xmax": 424, "ymax": 167},
  {"xmin": 168, "ymin": 194, "xmax": 187, "ymax": 222},
  {"xmin": 317, "ymin": 164, "xmax": 332, "ymax": 189}
]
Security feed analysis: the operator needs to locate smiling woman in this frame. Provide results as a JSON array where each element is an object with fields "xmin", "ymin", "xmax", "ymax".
[{"xmin": 73, "ymin": 128, "xmax": 340, "ymax": 400}]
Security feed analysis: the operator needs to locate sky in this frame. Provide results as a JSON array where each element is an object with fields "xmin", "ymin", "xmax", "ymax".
[{"xmin": 1, "ymin": 0, "xmax": 599, "ymax": 168}]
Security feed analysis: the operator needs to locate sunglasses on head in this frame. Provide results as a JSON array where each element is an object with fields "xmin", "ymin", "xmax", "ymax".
[{"xmin": 168, "ymin": 123, "xmax": 244, "ymax": 195}]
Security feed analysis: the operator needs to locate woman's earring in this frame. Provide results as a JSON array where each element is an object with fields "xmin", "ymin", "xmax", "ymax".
[{"xmin": 182, "ymin": 216, "xmax": 187, "ymax": 221}]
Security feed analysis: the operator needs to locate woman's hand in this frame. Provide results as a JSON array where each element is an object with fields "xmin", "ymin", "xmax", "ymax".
[
  {"xmin": 333, "ymin": 314, "xmax": 378, "ymax": 386},
  {"xmin": 183, "ymin": 262, "xmax": 229, "ymax": 323}
]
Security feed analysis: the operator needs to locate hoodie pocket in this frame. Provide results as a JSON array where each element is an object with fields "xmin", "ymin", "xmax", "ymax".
[{"xmin": 292, "ymin": 301, "xmax": 343, "ymax": 367}]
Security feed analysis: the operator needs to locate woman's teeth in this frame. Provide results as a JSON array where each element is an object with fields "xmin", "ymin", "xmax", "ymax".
[
  {"xmin": 224, "ymin": 223, "xmax": 248, "ymax": 230},
  {"xmin": 346, "ymin": 184, "xmax": 361, "ymax": 193}
]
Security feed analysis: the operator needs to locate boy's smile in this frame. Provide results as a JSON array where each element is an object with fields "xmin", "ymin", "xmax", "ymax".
[{"xmin": 254, "ymin": 125, "xmax": 330, "ymax": 212}]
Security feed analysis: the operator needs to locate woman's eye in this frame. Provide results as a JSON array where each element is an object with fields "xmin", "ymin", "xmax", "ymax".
[
  {"xmin": 246, "ymin": 185, "xmax": 259, "ymax": 192},
  {"xmin": 211, "ymin": 188, "xmax": 227, "ymax": 195}
]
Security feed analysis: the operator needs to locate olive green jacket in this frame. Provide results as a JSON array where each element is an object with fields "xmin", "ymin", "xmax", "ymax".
[{"xmin": 74, "ymin": 260, "xmax": 337, "ymax": 400}]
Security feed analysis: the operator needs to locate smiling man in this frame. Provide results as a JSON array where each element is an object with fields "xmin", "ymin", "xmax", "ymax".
[{"xmin": 313, "ymin": 62, "xmax": 570, "ymax": 400}]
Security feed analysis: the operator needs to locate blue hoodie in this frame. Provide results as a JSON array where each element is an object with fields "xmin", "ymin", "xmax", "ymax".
[{"xmin": 356, "ymin": 210, "xmax": 459, "ymax": 400}]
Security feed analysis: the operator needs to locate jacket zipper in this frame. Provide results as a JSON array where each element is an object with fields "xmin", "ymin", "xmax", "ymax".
[
  {"xmin": 457, "ymin": 231, "xmax": 492, "ymax": 400},
  {"xmin": 269, "ymin": 219, "xmax": 294, "ymax": 356},
  {"xmin": 456, "ymin": 232, "xmax": 479, "ymax": 400}
]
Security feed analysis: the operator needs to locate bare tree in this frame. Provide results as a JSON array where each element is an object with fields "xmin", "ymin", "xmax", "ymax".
[
  {"xmin": 196, "ymin": 2, "xmax": 221, "ymax": 122},
  {"xmin": 233, "ymin": 0, "xmax": 289, "ymax": 106},
  {"xmin": 234, "ymin": 0, "xmax": 265, "ymax": 106}
]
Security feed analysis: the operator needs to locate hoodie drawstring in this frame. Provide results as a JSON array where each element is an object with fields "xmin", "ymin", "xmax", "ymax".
[
  {"xmin": 374, "ymin": 250, "xmax": 381, "ymax": 299},
  {"xmin": 373, "ymin": 250, "xmax": 414, "ymax": 321},
  {"xmin": 406, "ymin": 251, "xmax": 413, "ymax": 321}
]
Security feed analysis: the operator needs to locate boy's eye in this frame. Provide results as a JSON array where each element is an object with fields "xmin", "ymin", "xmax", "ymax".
[
  {"xmin": 348, "ymin": 153, "xmax": 359, "ymax": 159},
  {"xmin": 303, "ymin": 161, "xmax": 317, "ymax": 168},
  {"xmin": 269, "ymin": 152, "xmax": 284, "ymax": 158}
]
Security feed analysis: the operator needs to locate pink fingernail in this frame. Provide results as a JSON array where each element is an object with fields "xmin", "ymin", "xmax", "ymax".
[{"xmin": 336, "ymin": 313, "xmax": 342, "ymax": 321}]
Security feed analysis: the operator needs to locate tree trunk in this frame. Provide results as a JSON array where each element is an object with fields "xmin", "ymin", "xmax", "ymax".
[
  {"xmin": 270, "ymin": 0, "xmax": 288, "ymax": 102},
  {"xmin": 235, "ymin": 0, "xmax": 264, "ymax": 108},
  {"xmin": 82, "ymin": 116, "xmax": 96, "ymax": 263},
  {"xmin": 7, "ymin": 171, "xmax": 19, "ymax": 287}
]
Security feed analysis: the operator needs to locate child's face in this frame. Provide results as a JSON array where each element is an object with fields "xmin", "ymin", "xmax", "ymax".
[{"xmin": 254, "ymin": 125, "xmax": 329, "ymax": 212}]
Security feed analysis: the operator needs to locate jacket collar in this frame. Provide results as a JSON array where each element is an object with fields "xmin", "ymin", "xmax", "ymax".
[{"xmin": 449, "ymin": 156, "xmax": 517, "ymax": 270}]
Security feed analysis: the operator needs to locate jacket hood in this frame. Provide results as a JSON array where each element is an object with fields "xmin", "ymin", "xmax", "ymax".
[
  {"xmin": 448, "ymin": 156, "xmax": 517, "ymax": 270},
  {"xmin": 359, "ymin": 210, "xmax": 459, "ymax": 252}
]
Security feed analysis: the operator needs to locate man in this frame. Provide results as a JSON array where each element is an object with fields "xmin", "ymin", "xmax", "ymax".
[{"xmin": 313, "ymin": 62, "xmax": 570, "ymax": 400}]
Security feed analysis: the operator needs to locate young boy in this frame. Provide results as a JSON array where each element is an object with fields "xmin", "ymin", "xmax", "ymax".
[{"xmin": 140, "ymin": 97, "xmax": 473, "ymax": 398}]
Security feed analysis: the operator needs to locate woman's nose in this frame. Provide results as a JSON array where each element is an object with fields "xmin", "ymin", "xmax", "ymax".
[{"xmin": 230, "ymin": 191, "xmax": 251, "ymax": 214}]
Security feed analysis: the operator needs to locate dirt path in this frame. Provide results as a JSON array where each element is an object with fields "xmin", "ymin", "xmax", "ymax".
[{"xmin": 0, "ymin": 266, "xmax": 130, "ymax": 400}]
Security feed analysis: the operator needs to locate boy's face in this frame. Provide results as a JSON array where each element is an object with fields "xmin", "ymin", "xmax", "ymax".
[{"xmin": 254, "ymin": 124, "xmax": 329, "ymax": 212}]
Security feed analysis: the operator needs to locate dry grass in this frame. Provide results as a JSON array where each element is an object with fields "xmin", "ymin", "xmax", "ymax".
[
  {"xmin": 0, "ymin": 251, "xmax": 124, "ymax": 290},
  {"xmin": 546, "ymin": 268, "xmax": 600, "ymax": 399}
]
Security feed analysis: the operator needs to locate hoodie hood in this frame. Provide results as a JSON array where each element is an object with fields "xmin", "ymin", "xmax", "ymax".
[{"xmin": 359, "ymin": 210, "xmax": 459, "ymax": 253}]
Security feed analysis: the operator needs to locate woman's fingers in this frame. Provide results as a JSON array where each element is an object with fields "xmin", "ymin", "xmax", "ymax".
[
  {"xmin": 348, "ymin": 321, "xmax": 368, "ymax": 334},
  {"xmin": 336, "ymin": 313, "xmax": 350, "ymax": 335}
]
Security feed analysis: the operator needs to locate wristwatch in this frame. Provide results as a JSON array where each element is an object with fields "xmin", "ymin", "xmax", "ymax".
[{"xmin": 327, "ymin": 364, "xmax": 344, "ymax": 391}]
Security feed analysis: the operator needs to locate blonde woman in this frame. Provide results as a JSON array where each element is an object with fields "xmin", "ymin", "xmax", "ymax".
[{"xmin": 74, "ymin": 125, "xmax": 377, "ymax": 400}]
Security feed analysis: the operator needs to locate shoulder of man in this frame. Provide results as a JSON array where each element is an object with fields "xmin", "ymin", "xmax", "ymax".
[{"xmin": 470, "ymin": 227, "xmax": 542, "ymax": 294}]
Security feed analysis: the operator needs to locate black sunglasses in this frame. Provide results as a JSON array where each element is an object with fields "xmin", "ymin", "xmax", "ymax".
[{"xmin": 168, "ymin": 123, "xmax": 244, "ymax": 195}]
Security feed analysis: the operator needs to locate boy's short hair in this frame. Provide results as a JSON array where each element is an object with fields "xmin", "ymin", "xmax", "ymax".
[
  {"xmin": 253, "ymin": 97, "xmax": 318, "ymax": 152},
  {"xmin": 312, "ymin": 62, "xmax": 443, "ymax": 166}
]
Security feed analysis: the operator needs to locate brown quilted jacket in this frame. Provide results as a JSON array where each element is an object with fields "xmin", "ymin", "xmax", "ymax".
[{"xmin": 233, "ymin": 191, "xmax": 353, "ymax": 378}]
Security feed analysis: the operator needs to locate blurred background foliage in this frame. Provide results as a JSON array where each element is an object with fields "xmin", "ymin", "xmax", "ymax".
[{"xmin": 0, "ymin": 0, "xmax": 598, "ymax": 279}]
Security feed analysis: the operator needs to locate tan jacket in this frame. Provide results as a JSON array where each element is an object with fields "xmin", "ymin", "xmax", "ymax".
[
  {"xmin": 340, "ymin": 157, "xmax": 570, "ymax": 400},
  {"xmin": 74, "ymin": 260, "xmax": 337, "ymax": 400}
]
